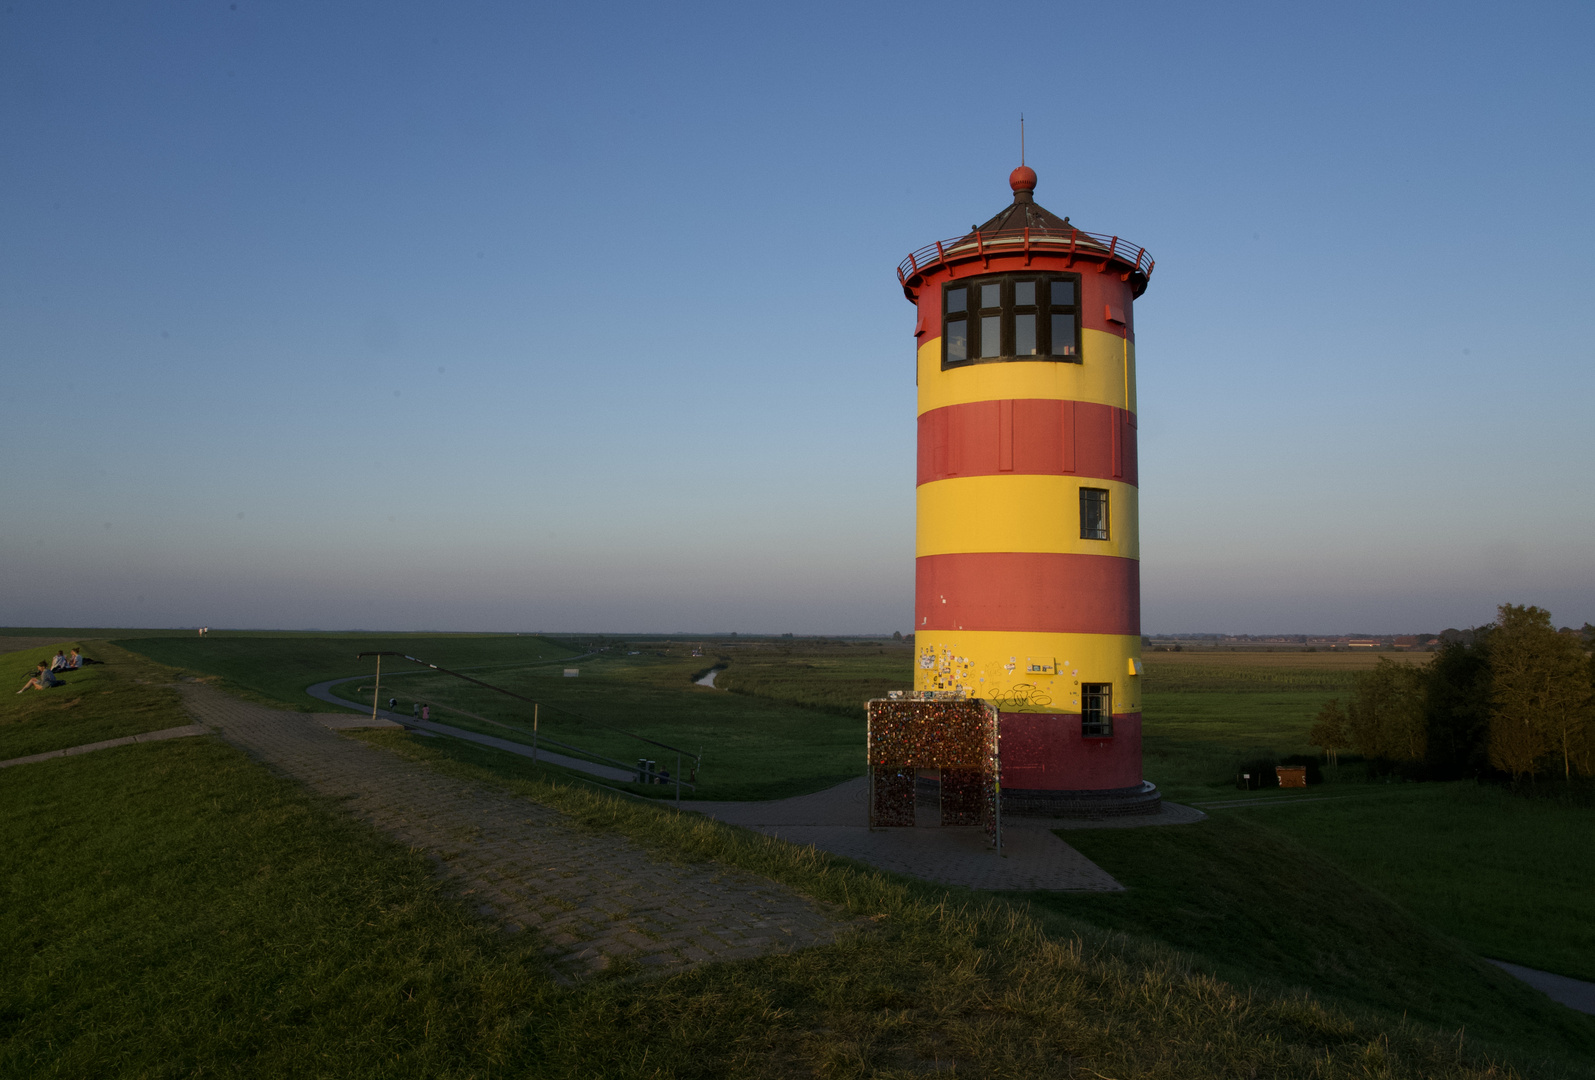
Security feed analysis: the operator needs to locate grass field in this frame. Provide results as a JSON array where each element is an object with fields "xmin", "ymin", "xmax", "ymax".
[
  {"xmin": 710, "ymin": 640, "xmax": 918, "ymax": 717},
  {"xmin": 325, "ymin": 647, "xmax": 868, "ymax": 801},
  {"xmin": 1134, "ymin": 656, "xmax": 1595, "ymax": 987},
  {"xmin": 6, "ymin": 643, "xmax": 1552, "ymax": 1079},
  {"xmin": 0, "ymin": 640, "xmax": 191, "ymax": 761},
  {"xmin": 87, "ymin": 633, "xmax": 1595, "ymax": 1066},
  {"xmin": 1022, "ymin": 814, "xmax": 1595, "ymax": 1065},
  {"xmin": 1240, "ymin": 783, "xmax": 1595, "ymax": 983},
  {"xmin": 114, "ymin": 631, "xmax": 583, "ymax": 711}
]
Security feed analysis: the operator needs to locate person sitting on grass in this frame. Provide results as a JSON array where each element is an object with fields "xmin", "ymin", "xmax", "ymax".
[
  {"xmin": 50, "ymin": 650, "xmax": 68, "ymax": 671},
  {"xmin": 67, "ymin": 648, "xmax": 83, "ymax": 669},
  {"xmin": 17, "ymin": 661, "xmax": 60, "ymax": 693}
]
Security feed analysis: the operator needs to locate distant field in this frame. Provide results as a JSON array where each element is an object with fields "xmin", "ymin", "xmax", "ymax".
[
  {"xmin": 1145, "ymin": 649, "xmax": 1420, "ymax": 668},
  {"xmin": 709, "ymin": 641, "xmax": 915, "ymax": 717},
  {"xmin": 117, "ymin": 632, "xmax": 581, "ymax": 711}
]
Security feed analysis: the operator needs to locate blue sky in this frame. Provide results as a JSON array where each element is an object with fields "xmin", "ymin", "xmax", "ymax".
[{"xmin": 2, "ymin": 1, "xmax": 1592, "ymax": 635}]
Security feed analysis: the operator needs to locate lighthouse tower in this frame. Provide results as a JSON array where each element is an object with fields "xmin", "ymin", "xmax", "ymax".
[{"xmin": 897, "ymin": 167, "xmax": 1157, "ymax": 815}]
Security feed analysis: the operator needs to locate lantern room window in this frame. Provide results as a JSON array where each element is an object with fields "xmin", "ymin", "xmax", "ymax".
[
  {"xmin": 942, "ymin": 272, "xmax": 1081, "ymax": 369},
  {"xmin": 1081, "ymin": 683, "xmax": 1113, "ymax": 736}
]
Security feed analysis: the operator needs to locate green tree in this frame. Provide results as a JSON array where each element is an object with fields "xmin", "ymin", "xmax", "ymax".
[
  {"xmin": 1488, "ymin": 604, "xmax": 1593, "ymax": 782},
  {"xmin": 1306, "ymin": 699, "xmax": 1351, "ymax": 767},
  {"xmin": 1347, "ymin": 658, "xmax": 1428, "ymax": 765},
  {"xmin": 1424, "ymin": 628, "xmax": 1493, "ymax": 779}
]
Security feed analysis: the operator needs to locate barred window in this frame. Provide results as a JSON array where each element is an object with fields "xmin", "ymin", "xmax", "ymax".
[
  {"xmin": 943, "ymin": 272, "xmax": 1081, "ymax": 369},
  {"xmin": 1080, "ymin": 487, "xmax": 1109, "ymax": 541},
  {"xmin": 1081, "ymin": 683, "xmax": 1113, "ymax": 737}
]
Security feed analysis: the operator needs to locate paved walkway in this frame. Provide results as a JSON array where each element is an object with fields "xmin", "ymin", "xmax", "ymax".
[
  {"xmin": 305, "ymin": 676, "xmax": 634, "ymax": 782},
  {"xmin": 680, "ymin": 779, "xmax": 1203, "ymax": 892},
  {"xmin": 1488, "ymin": 959, "xmax": 1595, "ymax": 1015},
  {"xmin": 0, "ymin": 724, "xmax": 209, "ymax": 769},
  {"xmin": 178, "ymin": 683, "xmax": 847, "ymax": 979}
]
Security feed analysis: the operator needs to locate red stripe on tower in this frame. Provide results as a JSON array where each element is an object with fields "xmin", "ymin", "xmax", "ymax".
[
  {"xmin": 916, "ymin": 552, "xmax": 1140, "ymax": 636},
  {"xmin": 917, "ymin": 400, "xmax": 1138, "ymax": 486}
]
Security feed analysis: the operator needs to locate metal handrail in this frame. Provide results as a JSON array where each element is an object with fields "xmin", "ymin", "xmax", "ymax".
[
  {"xmin": 897, "ymin": 227, "xmax": 1154, "ymax": 283},
  {"xmin": 356, "ymin": 650, "xmax": 701, "ymax": 757},
  {"xmin": 403, "ymin": 692, "xmax": 665, "ymax": 780},
  {"xmin": 354, "ymin": 651, "xmax": 701, "ymax": 801}
]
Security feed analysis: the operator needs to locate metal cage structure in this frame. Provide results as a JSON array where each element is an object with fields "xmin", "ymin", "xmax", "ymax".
[{"xmin": 866, "ymin": 694, "xmax": 1001, "ymax": 849}]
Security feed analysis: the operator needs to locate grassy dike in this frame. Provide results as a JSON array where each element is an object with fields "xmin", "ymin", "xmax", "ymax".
[
  {"xmin": 0, "ymin": 649, "xmax": 1579, "ymax": 1077},
  {"xmin": 0, "ymin": 641, "xmax": 192, "ymax": 760}
]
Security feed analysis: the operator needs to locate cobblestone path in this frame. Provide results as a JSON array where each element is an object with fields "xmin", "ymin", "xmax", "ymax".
[{"xmin": 178, "ymin": 684, "xmax": 846, "ymax": 979}]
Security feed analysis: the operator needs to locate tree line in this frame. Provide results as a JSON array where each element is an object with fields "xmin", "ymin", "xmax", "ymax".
[{"xmin": 1308, "ymin": 605, "xmax": 1595, "ymax": 783}]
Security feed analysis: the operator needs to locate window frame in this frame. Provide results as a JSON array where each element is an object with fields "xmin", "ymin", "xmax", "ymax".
[
  {"xmin": 1081, "ymin": 682, "xmax": 1113, "ymax": 737},
  {"xmin": 942, "ymin": 271, "xmax": 1082, "ymax": 370},
  {"xmin": 1079, "ymin": 486, "xmax": 1110, "ymax": 541}
]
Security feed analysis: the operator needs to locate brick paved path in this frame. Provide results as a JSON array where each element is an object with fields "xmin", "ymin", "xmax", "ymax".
[{"xmin": 178, "ymin": 683, "xmax": 846, "ymax": 979}]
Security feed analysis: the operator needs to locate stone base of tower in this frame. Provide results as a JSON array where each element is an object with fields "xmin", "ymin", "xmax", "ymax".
[{"xmin": 1001, "ymin": 781, "xmax": 1161, "ymax": 819}]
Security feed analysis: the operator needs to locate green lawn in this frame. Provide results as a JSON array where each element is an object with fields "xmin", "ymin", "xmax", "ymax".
[
  {"xmin": 710, "ymin": 641, "xmax": 917, "ymax": 718},
  {"xmin": 0, "ymin": 641, "xmax": 191, "ymax": 761},
  {"xmin": 327, "ymin": 650, "xmax": 866, "ymax": 801},
  {"xmin": 96, "ymin": 634, "xmax": 1595, "ymax": 1051},
  {"xmin": 2, "ymin": 735, "xmax": 552, "ymax": 1078},
  {"xmin": 1135, "ymin": 672, "xmax": 1595, "ymax": 987},
  {"xmin": 1020, "ymin": 815, "xmax": 1595, "ymax": 1072},
  {"xmin": 3, "ymin": 650, "xmax": 1533, "ymax": 1079},
  {"xmin": 1140, "ymin": 688, "xmax": 1328, "ymax": 801},
  {"xmin": 1242, "ymin": 782, "xmax": 1595, "ymax": 983}
]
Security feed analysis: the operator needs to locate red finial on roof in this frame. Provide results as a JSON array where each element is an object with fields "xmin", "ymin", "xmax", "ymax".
[{"xmin": 1009, "ymin": 165, "xmax": 1037, "ymax": 193}]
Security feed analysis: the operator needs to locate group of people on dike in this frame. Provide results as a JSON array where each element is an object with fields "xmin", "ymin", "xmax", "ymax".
[{"xmin": 16, "ymin": 648, "xmax": 88, "ymax": 693}]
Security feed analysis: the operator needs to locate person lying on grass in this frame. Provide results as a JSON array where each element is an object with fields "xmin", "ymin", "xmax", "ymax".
[{"xmin": 18, "ymin": 661, "xmax": 61, "ymax": 693}]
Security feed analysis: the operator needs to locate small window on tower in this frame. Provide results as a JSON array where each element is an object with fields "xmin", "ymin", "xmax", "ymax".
[
  {"xmin": 1081, "ymin": 683, "xmax": 1113, "ymax": 737},
  {"xmin": 946, "ymin": 287, "xmax": 966, "ymax": 314},
  {"xmin": 1080, "ymin": 487, "xmax": 1109, "ymax": 540}
]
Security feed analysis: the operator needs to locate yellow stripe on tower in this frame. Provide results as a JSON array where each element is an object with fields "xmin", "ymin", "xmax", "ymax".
[
  {"xmin": 916, "ymin": 476, "xmax": 1139, "ymax": 559},
  {"xmin": 911, "ymin": 630, "xmax": 1144, "ymax": 714},
  {"xmin": 916, "ymin": 330, "xmax": 1137, "ymax": 416}
]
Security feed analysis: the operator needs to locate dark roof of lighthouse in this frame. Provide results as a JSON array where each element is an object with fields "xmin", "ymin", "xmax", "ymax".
[
  {"xmin": 896, "ymin": 166, "xmax": 1154, "ymax": 299},
  {"xmin": 966, "ymin": 165, "xmax": 1077, "ymax": 237}
]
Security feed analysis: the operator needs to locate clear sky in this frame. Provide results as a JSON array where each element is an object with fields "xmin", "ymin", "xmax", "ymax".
[{"xmin": 2, "ymin": 1, "xmax": 1592, "ymax": 635}]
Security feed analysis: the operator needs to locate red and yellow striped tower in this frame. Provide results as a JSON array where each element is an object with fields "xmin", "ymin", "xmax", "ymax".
[{"xmin": 897, "ymin": 166, "xmax": 1158, "ymax": 815}]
